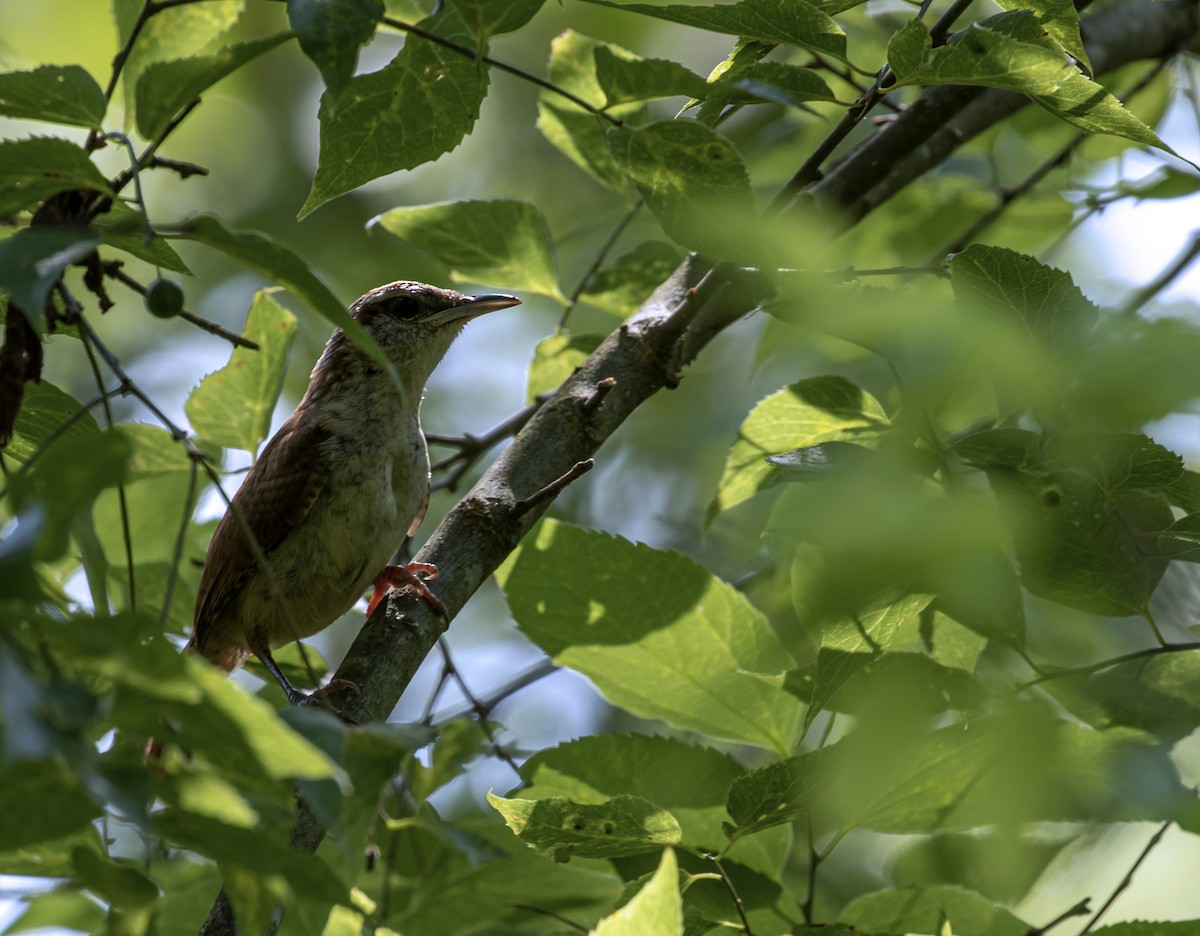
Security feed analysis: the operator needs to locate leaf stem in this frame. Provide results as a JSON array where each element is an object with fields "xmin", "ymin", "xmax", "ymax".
[{"xmin": 1080, "ymin": 821, "xmax": 1172, "ymax": 933}]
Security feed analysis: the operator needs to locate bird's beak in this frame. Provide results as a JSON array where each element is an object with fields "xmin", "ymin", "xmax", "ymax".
[{"xmin": 428, "ymin": 292, "xmax": 522, "ymax": 327}]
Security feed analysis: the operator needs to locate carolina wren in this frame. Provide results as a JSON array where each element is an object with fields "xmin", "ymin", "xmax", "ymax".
[{"xmin": 188, "ymin": 281, "xmax": 521, "ymax": 704}]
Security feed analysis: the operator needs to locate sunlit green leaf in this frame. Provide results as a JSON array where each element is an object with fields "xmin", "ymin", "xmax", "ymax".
[
  {"xmin": 370, "ymin": 199, "xmax": 566, "ymax": 302},
  {"xmin": 580, "ymin": 240, "xmax": 684, "ymax": 319},
  {"xmin": 709, "ymin": 376, "xmax": 888, "ymax": 521},
  {"xmin": 497, "ymin": 520, "xmax": 803, "ymax": 752},
  {"xmin": 185, "ymin": 289, "xmax": 297, "ymax": 452},
  {"xmin": 517, "ymin": 734, "xmax": 789, "ymax": 877},
  {"xmin": 593, "ymin": 848, "xmax": 681, "ymax": 935},
  {"xmin": 114, "ymin": 0, "xmax": 244, "ymax": 130},
  {"xmin": 488, "ymin": 792, "xmax": 681, "ymax": 860},
  {"xmin": 135, "ymin": 34, "xmax": 293, "ymax": 140},
  {"xmin": 593, "ymin": 46, "xmax": 709, "ymax": 106},
  {"xmin": 993, "ymin": 0, "xmax": 1089, "ymax": 72},
  {"xmin": 537, "ymin": 32, "xmax": 644, "ymax": 193},
  {"xmin": 526, "ymin": 334, "xmax": 604, "ymax": 402}
]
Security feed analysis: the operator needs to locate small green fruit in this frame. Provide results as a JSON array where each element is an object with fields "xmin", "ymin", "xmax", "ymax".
[{"xmin": 145, "ymin": 278, "xmax": 184, "ymax": 318}]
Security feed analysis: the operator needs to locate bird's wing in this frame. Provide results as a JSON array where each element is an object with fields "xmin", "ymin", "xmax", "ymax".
[
  {"xmin": 407, "ymin": 480, "xmax": 430, "ymax": 537},
  {"xmin": 191, "ymin": 413, "xmax": 332, "ymax": 649}
]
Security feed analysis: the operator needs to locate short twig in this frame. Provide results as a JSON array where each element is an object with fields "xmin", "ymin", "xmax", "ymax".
[
  {"xmin": 509, "ymin": 904, "xmax": 588, "ymax": 933},
  {"xmin": 704, "ymin": 852, "xmax": 753, "ymax": 935},
  {"xmin": 581, "ymin": 377, "xmax": 616, "ymax": 416},
  {"xmin": 1081, "ymin": 822, "xmax": 1172, "ymax": 932},
  {"xmin": 512, "ymin": 459, "xmax": 594, "ymax": 516},
  {"xmin": 428, "ymin": 400, "xmax": 544, "ymax": 493},
  {"xmin": 102, "ymin": 261, "xmax": 260, "ymax": 350},
  {"xmin": 1024, "ymin": 898, "xmax": 1091, "ymax": 936},
  {"xmin": 432, "ymin": 658, "xmax": 559, "ymax": 726},
  {"xmin": 1015, "ymin": 642, "xmax": 1200, "ymax": 693},
  {"xmin": 436, "ymin": 638, "xmax": 522, "ymax": 777}
]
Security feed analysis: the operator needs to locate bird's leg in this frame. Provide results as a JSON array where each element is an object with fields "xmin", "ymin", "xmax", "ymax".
[
  {"xmin": 367, "ymin": 562, "xmax": 448, "ymax": 620},
  {"xmin": 247, "ymin": 631, "xmax": 360, "ymax": 717}
]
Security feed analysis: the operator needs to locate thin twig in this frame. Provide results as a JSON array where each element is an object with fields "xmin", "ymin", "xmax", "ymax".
[
  {"xmin": 160, "ymin": 457, "xmax": 198, "ymax": 629},
  {"xmin": 1080, "ymin": 822, "xmax": 1172, "ymax": 932},
  {"xmin": 431, "ymin": 658, "xmax": 559, "ymax": 726},
  {"xmin": 1016, "ymin": 642, "xmax": 1200, "ymax": 693},
  {"xmin": 1117, "ymin": 229, "xmax": 1200, "ymax": 316},
  {"xmin": 558, "ymin": 202, "xmax": 642, "ymax": 332},
  {"xmin": 509, "ymin": 904, "xmax": 588, "ymax": 933},
  {"xmin": 73, "ymin": 300, "xmax": 137, "ymax": 610},
  {"xmin": 512, "ymin": 459, "xmax": 594, "ymax": 516},
  {"xmin": 704, "ymin": 852, "xmax": 753, "ymax": 935},
  {"xmin": 942, "ymin": 57, "xmax": 1171, "ymax": 257},
  {"xmin": 428, "ymin": 399, "xmax": 544, "ymax": 492},
  {"xmin": 383, "ymin": 16, "xmax": 621, "ymax": 127},
  {"xmin": 102, "ymin": 261, "xmax": 260, "ymax": 350},
  {"xmin": 436, "ymin": 638, "xmax": 522, "ymax": 777},
  {"xmin": 1024, "ymin": 898, "xmax": 1091, "ymax": 936}
]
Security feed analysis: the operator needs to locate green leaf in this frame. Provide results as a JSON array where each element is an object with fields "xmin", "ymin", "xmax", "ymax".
[
  {"xmin": 2, "ymin": 889, "xmax": 105, "ymax": 933},
  {"xmin": 0, "ymin": 137, "xmax": 113, "ymax": 220},
  {"xmin": 536, "ymin": 31, "xmax": 644, "ymax": 193},
  {"xmin": 593, "ymin": 848, "xmax": 681, "ymax": 935},
  {"xmin": 1045, "ymin": 651, "xmax": 1200, "ymax": 745},
  {"xmin": 496, "ymin": 520, "xmax": 803, "ymax": 752},
  {"xmin": 487, "ymin": 792, "xmax": 682, "ymax": 860},
  {"xmin": 168, "ymin": 214, "xmax": 402, "ymax": 392},
  {"xmin": 839, "ymin": 885, "xmax": 1030, "ymax": 936},
  {"xmin": 708, "ymin": 60, "xmax": 838, "ymax": 111},
  {"xmin": 607, "ymin": 120, "xmax": 762, "ymax": 263},
  {"xmin": 709, "ymin": 376, "xmax": 888, "ymax": 521},
  {"xmin": 0, "ymin": 760, "xmax": 101, "ymax": 852},
  {"xmin": 284, "ymin": 709, "xmax": 430, "ymax": 878},
  {"xmin": 804, "ymin": 592, "xmax": 934, "ymax": 729},
  {"xmin": 977, "ymin": 433, "xmax": 1180, "ymax": 616},
  {"xmin": 993, "ymin": 0, "xmax": 1089, "ymax": 72},
  {"xmin": 115, "ymin": 423, "xmax": 194, "ymax": 481},
  {"xmin": 185, "ymin": 290, "xmax": 297, "ymax": 452},
  {"xmin": 889, "ymin": 20, "xmax": 1172, "ymax": 154},
  {"xmin": 93, "ymin": 201, "xmax": 191, "ymax": 274},
  {"xmin": 9, "ymin": 429, "xmax": 129, "ymax": 561},
  {"xmin": 301, "ymin": 0, "xmax": 544, "ymax": 215},
  {"xmin": 370, "ymin": 199, "xmax": 566, "ymax": 302},
  {"xmin": 580, "ymin": 0, "xmax": 849, "ymax": 63},
  {"xmin": 728, "ymin": 716, "xmax": 1197, "ymax": 839},
  {"xmin": 593, "ymin": 46, "xmax": 710, "ymax": 106},
  {"xmin": 892, "ymin": 831, "xmax": 1072, "ymax": 905},
  {"xmin": 114, "ymin": 0, "xmax": 244, "ymax": 130},
  {"xmin": 71, "ymin": 847, "xmax": 159, "ymax": 910},
  {"xmin": 1033, "ymin": 69, "xmax": 1173, "ymax": 152},
  {"xmin": 0, "ymin": 226, "xmax": 102, "ymax": 331},
  {"xmin": 135, "ymin": 33, "xmax": 293, "ymax": 141},
  {"xmin": 1089, "ymin": 924, "xmax": 1200, "ymax": 935},
  {"xmin": 580, "ymin": 240, "xmax": 686, "ymax": 319},
  {"xmin": 0, "ymin": 65, "xmax": 107, "ymax": 128},
  {"xmin": 517, "ymin": 734, "xmax": 789, "ymax": 877},
  {"xmin": 951, "ymin": 245, "xmax": 1098, "ymax": 357},
  {"xmin": 288, "ymin": 0, "xmax": 384, "ymax": 97},
  {"xmin": 4, "ymin": 379, "xmax": 100, "ymax": 464},
  {"xmin": 526, "ymin": 334, "xmax": 604, "ymax": 402}
]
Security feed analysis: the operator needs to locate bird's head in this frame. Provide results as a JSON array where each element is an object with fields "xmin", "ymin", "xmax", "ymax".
[{"xmin": 346, "ymin": 280, "xmax": 521, "ymax": 386}]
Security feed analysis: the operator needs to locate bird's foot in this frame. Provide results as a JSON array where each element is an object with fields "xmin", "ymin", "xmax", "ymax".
[
  {"xmin": 367, "ymin": 562, "xmax": 448, "ymax": 620},
  {"xmin": 290, "ymin": 679, "xmax": 361, "ymax": 724}
]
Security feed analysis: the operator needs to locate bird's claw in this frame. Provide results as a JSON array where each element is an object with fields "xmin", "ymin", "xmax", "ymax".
[{"xmin": 367, "ymin": 562, "xmax": 448, "ymax": 620}]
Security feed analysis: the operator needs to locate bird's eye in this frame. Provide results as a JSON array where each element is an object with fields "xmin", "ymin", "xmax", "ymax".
[{"xmin": 389, "ymin": 295, "xmax": 420, "ymax": 318}]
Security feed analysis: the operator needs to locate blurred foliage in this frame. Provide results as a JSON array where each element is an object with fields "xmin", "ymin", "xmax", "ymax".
[{"xmin": 2, "ymin": 1, "xmax": 1200, "ymax": 934}]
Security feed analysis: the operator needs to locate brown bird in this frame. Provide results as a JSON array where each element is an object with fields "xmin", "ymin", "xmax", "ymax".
[{"xmin": 188, "ymin": 281, "xmax": 521, "ymax": 704}]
